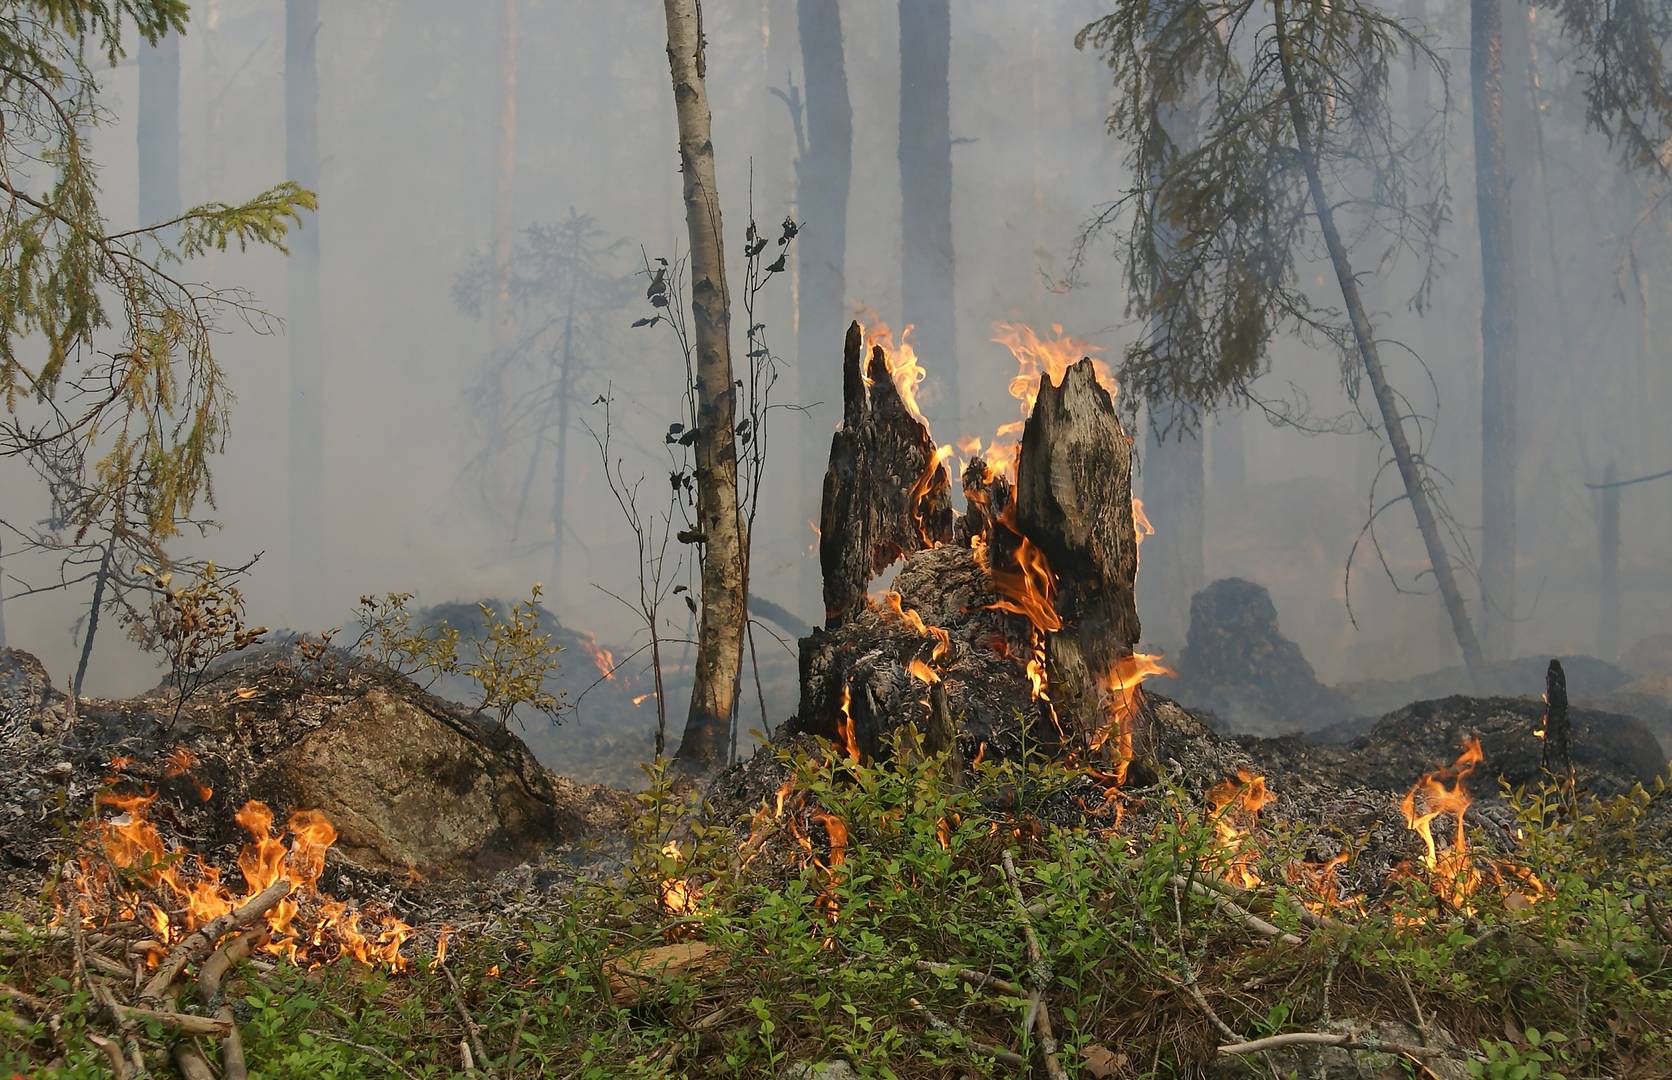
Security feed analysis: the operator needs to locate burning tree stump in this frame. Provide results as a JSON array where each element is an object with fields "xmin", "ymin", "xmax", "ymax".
[
  {"xmin": 1011, "ymin": 358, "xmax": 1144, "ymax": 759},
  {"xmin": 820, "ymin": 321, "xmax": 954, "ymax": 625},
  {"xmin": 794, "ymin": 330, "xmax": 1160, "ymax": 775}
]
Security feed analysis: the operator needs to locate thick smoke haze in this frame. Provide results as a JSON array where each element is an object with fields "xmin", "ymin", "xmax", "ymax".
[{"xmin": 3, "ymin": 0, "xmax": 1668, "ymax": 739}]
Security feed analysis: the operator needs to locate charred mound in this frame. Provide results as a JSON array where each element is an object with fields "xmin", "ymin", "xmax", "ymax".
[{"xmin": 0, "ymin": 646, "xmax": 629, "ymax": 890}]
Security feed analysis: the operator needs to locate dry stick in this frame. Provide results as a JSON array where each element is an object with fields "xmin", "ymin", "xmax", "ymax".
[
  {"xmin": 108, "ymin": 1003, "xmax": 231, "ymax": 1037},
  {"xmin": 502, "ymin": 1008, "xmax": 529, "ymax": 1080},
  {"xmin": 140, "ymin": 878, "xmax": 292, "ymax": 1005},
  {"xmin": 1218, "ymin": 1031, "xmax": 1458, "ymax": 1058},
  {"xmin": 912, "ymin": 959, "xmax": 1027, "ymax": 999},
  {"xmin": 172, "ymin": 1041, "xmax": 216, "ymax": 1080},
  {"xmin": 194, "ymin": 926, "xmax": 268, "ymax": 1080},
  {"xmin": 442, "ymin": 961, "xmax": 491, "ymax": 1071},
  {"xmin": 909, "ymin": 998, "xmax": 1027, "ymax": 1070},
  {"xmin": 86, "ymin": 1032, "xmax": 129, "ymax": 1079},
  {"xmin": 1000, "ymin": 851, "xmax": 1068, "ymax": 1080},
  {"xmin": 1171, "ymin": 875, "xmax": 1302, "ymax": 946},
  {"xmin": 1187, "ymin": 871, "xmax": 1351, "ymax": 933}
]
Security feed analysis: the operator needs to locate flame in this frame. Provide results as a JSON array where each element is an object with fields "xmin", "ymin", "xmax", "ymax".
[
  {"xmin": 879, "ymin": 591, "xmax": 953, "ymax": 675},
  {"xmin": 631, "ymin": 692, "xmax": 656, "ymax": 707},
  {"xmin": 836, "ymin": 682, "xmax": 860, "ymax": 762},
  {"xmin": 658, "ymin": 841, "xmax": 699, "ymax": 916},
  {"xmin": 987, "ymin": 531, "xmax": 1062, "ymax": 636},
  {"xmin": 979, "ymin": 323, "xmax": 1113, "ymax": 478},
  {"xmin": 581, "ymin": 634, "xmax": 616, "ymax": 681},
  {"xmin": 1205, "ymin": 769, "xmax": 1272, "ymax": 889},
  {"xmin": 1132, "ymin": 498, "xmax": 1154, "ymax": 556},
  {"xmin": 69, "ymin": 784, "xmax": 414, "ymax": 971},
  {"xmin": 1399, "ymin": 737, "xmax": 1486, "ymax": 910},
  {"xmin": 1092, "ymin": 652, "xmax": 1174, "ymax": 782},
  {"xmin": 857, "ymin": 314, "xmax": 931, "ymax": 424},
  {"xmin": 908, "ymin": 443, "xmax": 955, "ymax": 544},
  {"xmin": 1285, "ymin": 853, "xmax": 1359, "ymax": 915},
  {"xmin": 908, "ymin": 658, "xmax": 940, "ymax": 685},
  {"xmin": 809, "ymin": 811, "xmax": 848, "ymax": 922}
]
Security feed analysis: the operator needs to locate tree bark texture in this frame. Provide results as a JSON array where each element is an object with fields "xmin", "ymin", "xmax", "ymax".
[
  {"xmin": 1014, "ymin": 360, "xmax": 1143, "ymax": 753},
  {"xmin": 820, "ymin": 322, "xmax": 954, "ymax": 625},
  {"xmin": 899, "ymin": 0, "xmax": 958, "ymax": 436},
  {"xmin": 663, "ymin": 0, "xmax": 747, "ymax": 775},
  {"xmin": 1272, "ymin": 0, "xmax": 1486, "ymax": 682},
  {"xmin": 1473, "ymin": 0, "xmax": 1519, "ymax": 660},
  {"xmin": 795, "ymin": 0, "xmax": 853, "ymax": 622},
  {"xmin": 285, "ymin": 0, "xmax": 324, "ymax": 628}
]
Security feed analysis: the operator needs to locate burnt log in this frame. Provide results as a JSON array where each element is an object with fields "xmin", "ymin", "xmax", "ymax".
[
  {"xmin": 1011, "ymin": 359, "xmax": 1143, "ymax": 757},
  {"xmin": 820, "ymin": 321, "xmax": 953, "ymax": 625}
]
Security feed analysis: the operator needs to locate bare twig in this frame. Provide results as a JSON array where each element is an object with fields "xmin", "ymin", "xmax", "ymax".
[
  {"xmin": 442, "ymin": 962, "xmax": 491, "ymax": 1071},
  {"xmin": 140, "ymin": 878, "xmax": 292, "ymax": 1005},
  {"xmin": 913, "ymin": 959, "xmax": 1026, "ymax": 999},
  {"xmin": 1218, "ymin": 1031, "xmax": 1458, "ymax": 1058},
  {"xmin": 1172, "ymin": 874, "xmax": 1303, "ymax": 946},
  {"xmin": 1000, "ymin": 851, "xmax": 1068, "ymax": 1080}
]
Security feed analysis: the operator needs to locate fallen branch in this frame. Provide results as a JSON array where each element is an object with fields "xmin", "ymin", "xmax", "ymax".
[
  {"xmin": 140, "ymin": 878, "xmax": 293, "ymax": 1005},
  {"xmin": 442, "ymin": 960, "xmax": 491, "ymax": 1071},
  {"xmin": 172, "ymin": 1041, "xmax": 216, "ymax": 1080},
  {"xmin": 1001, "ymin": 851, "xmax": 1068, "ymax": 1080},
  {"xmin": 109, "ymin": 1002, "xmax": 232, "ymax": 1037},
  {"xmin": 912, "ymin": 959, "xmax": 1026, "ymax": 999},
  {"xmin": 1218, "ymin": 1030, "xmax": 1458, "ymax": 1058},
  {"xmin": 192, "ymin": 925, "xmax": 268, "ymax": 1080},
  {"xmin": 909, "ymin": 997, "xmax": 1026, "ymax": 1070},
  {"xmin": 1171, "ymin": 874, "xmax": 1302, "ymax": 946}
]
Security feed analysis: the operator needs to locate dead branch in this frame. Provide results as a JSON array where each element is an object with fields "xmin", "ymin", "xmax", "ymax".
[
  {"xmin": 1171, "ymin": 874, "xmax": 1302, "ymax": 946},
  {"xmin": 1001, "ymin": 851, "xmax": 1068, "ymax": 1080},
  {"xmin": 909, "ymin": 998, "xmax": 1026, "ymax": 1069},
  {"xmin": 912, "ymin": 959, "xmax": 1026, "ymax": 999},
  {"xmin": 442, "ymin": 961, "xmax": 491, "ymax": 1071},
  {"xmin": 1217, "ymin": 1030, "xmax": 1459, "ymax": 1058},
  {"xmin": 140, "ymin": 877, "xmax": 292, "ymax": 1005}
]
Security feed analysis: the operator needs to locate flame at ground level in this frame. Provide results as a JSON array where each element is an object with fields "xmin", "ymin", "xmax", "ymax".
[{"xmin": 68, "ymin": 781, "xmax": 414, "ymax": 971}]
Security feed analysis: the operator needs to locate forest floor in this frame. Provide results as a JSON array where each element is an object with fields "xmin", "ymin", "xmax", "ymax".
[{"xmin": 3, "ymin": 720, "xmax": 1671, "ymax": 1079}]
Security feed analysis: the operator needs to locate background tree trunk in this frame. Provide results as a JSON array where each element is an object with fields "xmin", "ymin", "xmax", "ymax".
[
  {"xmin": 490, "ymin": 0, "xmax": 518, "ymax": 414},
  {"xmin": 898, "ymin": 0, "xmax": 958, "ymax": 436},
  {"xmin": 1140, "ymin": 409, "xmax": 1203, "ymax": 650},
  {"xmin": 795, "ymin": 0, "xmax": 853, "ymax": 623},
  {"xmin": 662, "ymin": 0, "xmax": 747, "ymax": 775},
  {"xmin": 286, "ymin": 0, "xmax": 324, "ymax": 629},
  {"xmin": 137, "ymin": 27, "xmax": 179, "ymax": 227},
  {"xmin": 1473, "ymin": 0, "xmax": 1519, "ymax": 659}
]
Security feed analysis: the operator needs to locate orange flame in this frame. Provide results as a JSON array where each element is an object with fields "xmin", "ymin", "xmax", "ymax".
[
  {"xmin": 70, "ymin": 785, "xmax": 414, "ymax": 971},
  {"xmin": 1205, "ymin": 769, "xmax": 1272, "ymax": 889},
  {"xmin": 1399, "ymin": 738, "xmax": 1486, "ymax": 910},
  {"xmin": 1092, "ymin": 652, "xmax": 1174, "ymax": 782},
  {"xmin": 581, "ymin": 635, "xmax": 616, "ymax": 681},
  {"xmin": 836, "ymin": 682, "xmax": 860, "ymax": 762},
  {"xmin": 658, "ymin": 840, "xmax": 699, "ymax": 916},
  {"xmin": 858, "ymin": 314, "xmax": 931, "ymax": 424}
]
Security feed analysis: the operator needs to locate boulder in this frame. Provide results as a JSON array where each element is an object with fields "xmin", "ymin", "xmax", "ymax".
[{"xmin": 1165, "ymin": 578, "xmax": 1348, "ymax": 736}]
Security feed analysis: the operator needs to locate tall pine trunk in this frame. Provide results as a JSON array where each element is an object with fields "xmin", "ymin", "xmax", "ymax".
[
  {"xmin": 795, "ymin": 0, "xmax": 852, "ymax": 622},
  {"xmin": 1273, "ymin": 0, "xmax": 1486, "ymax": 681},
  {"xmin": 491, "ymin": 0, "xmax": 518, "ymax": 393},
  {"xmin": 662, "ymin": 0, "xmax": 747, "ymax": 775},
  {"xmin": 286, "ymin": 0, "xmax": 324, "ymax": 627},
  {"xmin": 1472, "ymin": 0, "xmax": 1519, "ymax": 659},
  {"xmin": 898, "ymin": 0, "xmax": 957, "ymax": 435}
]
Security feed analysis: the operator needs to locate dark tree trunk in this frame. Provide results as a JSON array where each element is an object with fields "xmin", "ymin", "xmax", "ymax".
[
  {"xmin": 898, "ymin": 0, "xmax": 957, "ymax": 435},
  {"xmin": 72, "ymin": 539, "xmax": 114, "ymax": 700},
  {"xmin": 137, "ymin": 28, "xmax": 179, "ymax": 227},
  {"xmin": 1541, "ymin": 658, "xmax": 1572, "ymax": 784},
  {"xmin": 1473, "ymin": 0, "xmax": 1519, "ymax": 660},
  {"xmin": 1140, "ymin": 410, "xmax": 1203, "ymax": 650},
  {"xmin": 795, "ymin": 0, "xmax": 853, "ymax": 622},
  {"xmin": 286, "ymin": 0, "xmax": 324, "ymax": 627},
  {"xmin": 820, "ymin": 323, "xmax": 953, "ymax": 626},
  {"xmin": 1597, "ymin": 462, "xmax": 1621, "ymax": 660}
]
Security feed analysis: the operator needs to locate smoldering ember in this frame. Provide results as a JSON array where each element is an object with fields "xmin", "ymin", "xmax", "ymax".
[{"xmin": 2, "ymin": 4, "xmax": 1671, "ymax": 1080}]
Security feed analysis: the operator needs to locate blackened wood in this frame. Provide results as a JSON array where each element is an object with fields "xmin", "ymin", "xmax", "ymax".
[
  {"xmin": 1542, "ymin": 658, "xmax": 1572, "ymax": 783},
  {"xmin": 819, "ymin": 321, "xmax": 953, "ymax": 625},
  {"xmin": 1012, "ymin": 359, "xmax": 1143, "ymax": 754},
  {"xmin": 955, "ymin": 457, "xmax": 1011, "ymax": 548}
]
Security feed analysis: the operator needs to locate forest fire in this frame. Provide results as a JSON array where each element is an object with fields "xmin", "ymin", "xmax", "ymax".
[
  {"xmin": 1205, "ymin": 769, "xmax": 1273, "ymax": 888},
  {"xmin": 658, "ymin": 840, "xmax": 699, "ymax": 916},
  {"xmin": 1398, "ymin": 738, "xmax": 1543, "ymax": 912},
  {"xmin": 67, "ymin": 782, "xmax": 414, "ymax": 971}
]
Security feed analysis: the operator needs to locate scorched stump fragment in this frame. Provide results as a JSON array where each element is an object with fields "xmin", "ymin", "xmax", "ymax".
[{"xmin": 820, "ymin": 321, "xmax": 953, "ymax": 626}]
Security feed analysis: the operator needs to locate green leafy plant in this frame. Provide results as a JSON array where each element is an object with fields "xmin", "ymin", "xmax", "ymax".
[
  {"xmin": 128, "ymin": 561, "xmax": 267, "ymax": 722},
  {"xmin": 353, "ymin": 591, "xmax": 461, "ymax": 680},
  {"xmin": 464, "ymin": 584, "xmax": 563, "ymax": 728}
]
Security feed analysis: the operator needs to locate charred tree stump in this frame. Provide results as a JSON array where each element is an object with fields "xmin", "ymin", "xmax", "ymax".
[
  {"xmin": 820, "ymin": 321, "xmax": 953, "ymax": 625},
  {"xmin": 1542, "ymin": 658, "xmax": 1573, "ymax": 785},
  {"xmin": 1012, "ymin": 359, "xmax": 1143, "ymax": 759}
]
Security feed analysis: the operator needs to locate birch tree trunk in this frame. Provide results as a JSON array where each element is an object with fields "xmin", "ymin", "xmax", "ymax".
[
  {"xmin": 662, "ymin": 0, "xmax": 747, "ymax": 775},
  {"xmin": 1273, "ymin": 0, "xmax": 1487, "ymax": 682},
  {"xmin": 286, "ymin": 0, "xmax": 324, "ymax": 628},
  {"xmin": 1472, "ymin": 0, "xmax": 1519, "ymax": 659}
]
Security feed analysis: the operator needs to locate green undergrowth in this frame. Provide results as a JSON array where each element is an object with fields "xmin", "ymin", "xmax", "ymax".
[{"xmin": 3, "ymin": 740, "xmax": 1670, "ymax": 1078}]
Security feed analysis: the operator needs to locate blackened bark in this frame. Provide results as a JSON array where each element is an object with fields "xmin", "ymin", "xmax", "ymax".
[
  {"xmin": 1541, "ymin": 658, "xmax": 1572, "ymax": 783},
  {"xmin": 820, "ymin": 323, "xmax": 954, "ymax": 625},
  {"xmin": 1473, "ymin": 0, "xmax": 1519, "ymax": 659},
  {"xmin": 796, "ymin": 0, "xmax": 853, "ymax": 620},
  {"xmin": 286, "ymin": 0, "xmax": 324, "ymax": 627},
  {"xmin": 1013, "ymin": 361, "xmax": 1143, "ymax": 753},
  {"xmin": 899, "ymin": 0, "xmax": 957, "ymax": 435}
]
